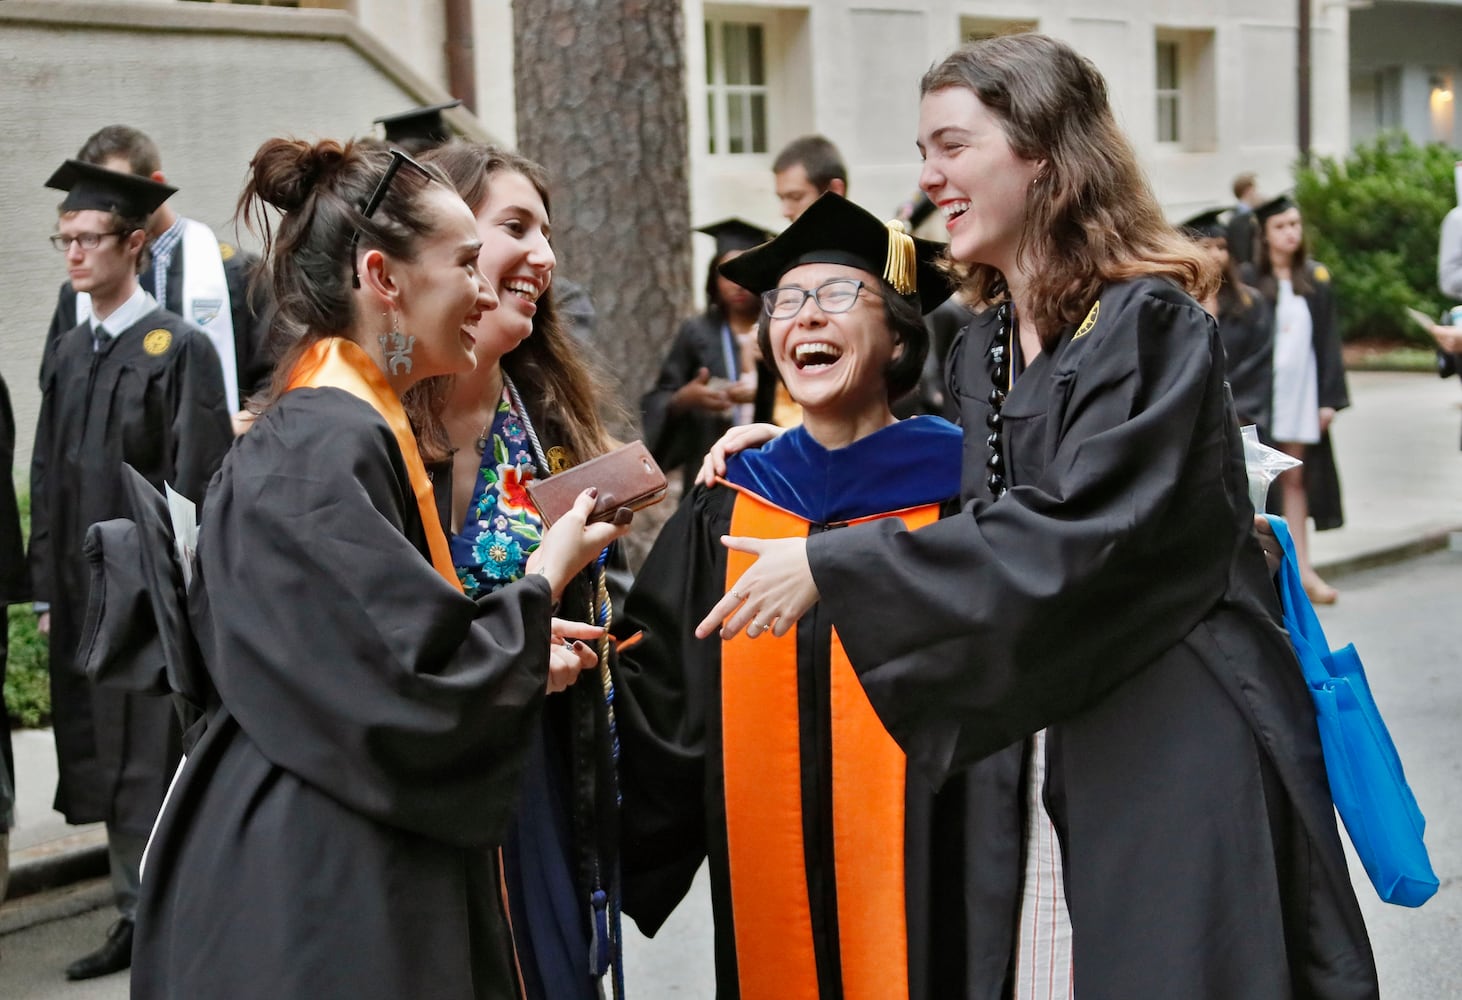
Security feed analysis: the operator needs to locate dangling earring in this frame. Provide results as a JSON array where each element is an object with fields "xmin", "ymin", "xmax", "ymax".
[{"xmin": 379, "ymin": 308, "xmax": 415, "ymax": 376}]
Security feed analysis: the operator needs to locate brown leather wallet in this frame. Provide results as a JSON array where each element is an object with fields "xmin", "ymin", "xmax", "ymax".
[{"xmin": 525, "ymin": 440, "xmax": 668, "ymax": 527}]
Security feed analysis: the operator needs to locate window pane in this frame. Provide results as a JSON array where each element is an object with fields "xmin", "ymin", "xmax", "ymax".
[
  {"xmin": 1156, "ymin": 41, "xmax": 1179, "ymax": 91},
  {"xmin": 705, "ymin": 21, "xmax": 716, "ymax": 85},
  {"xmin": 1157, "ymin": 95, "xmax": 1180, "ymax": 142},
  {"xmin": 728, "ymin": 94, "xmax": 746, "ymax": 154},
  {"xmin": 747, "ymin": 25, "xmax": 765, "ymax": 85},
  {"xmin": 750, "ymin": 93, "xmax": 767, "ymax": 153},
  {"xmin": 725, "ymin": 24, "xmax": 748, "ymax": 85}
]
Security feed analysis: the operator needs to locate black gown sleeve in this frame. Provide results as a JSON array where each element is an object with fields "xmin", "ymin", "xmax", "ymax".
[
  {"xmin": 195, "ymin": 390, "xmax": 554, "ymax": 847},
  {"xmin": 614, "ymin": 485, "xmax": 732, "ymax": 934},
  {"xmin": 169, "ymin": 334, "xmax": 234, "ymax": 504},
  {"xmin": 0, "ymin": 373, "xmax": 27, "ymax": 604},
  {"xmin": 1309, "ymin": 265, "xmax": 1350, "ymax": 411},
  {"xmin": 26, "ymin": 338, "xmax": 65, "ymax": 607},
  {"xmin": 641, "ymin": 316, "xmax": 711, "ymax": 471},
  {"xmin": 809, "ymin": 289, "xmax": 1233, "ymax": 784}
]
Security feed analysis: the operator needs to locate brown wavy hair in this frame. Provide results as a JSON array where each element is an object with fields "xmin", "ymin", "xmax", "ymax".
[
  {"xmin": 237, "ymin": 138, "xmax": 451, "ymax": 408},
  {"xmin": 922, "ymin": 34, "xmax": 1216, "ymax": 347},
  {"xmin": 416, "ymin": 140, "xmax": 616, "ymax": 465}
]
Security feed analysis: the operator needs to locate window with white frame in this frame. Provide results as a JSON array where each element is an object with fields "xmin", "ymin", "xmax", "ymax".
[
  {"xmin": 705, "ymin": 18, "xmax": 769, "ymax": 155},
  {"xmin": 1154, "ymin": 29, "xmax": 1217, "ymax": 151}
]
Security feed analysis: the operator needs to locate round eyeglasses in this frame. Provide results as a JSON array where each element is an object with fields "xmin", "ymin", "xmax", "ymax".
[
  {"xmin": 49, "ymin": 231, "xmax": 125, "ymax": 252},
  {"xmin": 762, "ymin": 278, "xmax": 866, "ymax": 320}
]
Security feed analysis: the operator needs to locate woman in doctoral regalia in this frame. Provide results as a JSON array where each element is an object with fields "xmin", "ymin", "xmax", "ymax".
[
  {"xmin": 614, "ymin": 193, "xmax": 1024, "ymax": 999},
  {"xmin": 698, "ymin": 34, "xmax": 1378, "ymax": 999},
  {"xmin": 129, "ymin": 138, "xmax": 628, "ymax": 1000}
]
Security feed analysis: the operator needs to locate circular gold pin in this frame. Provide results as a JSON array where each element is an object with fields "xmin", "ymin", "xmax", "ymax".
[{"xmin": 142, "ymin": 329, "xmax": 173, "ymax": 356}]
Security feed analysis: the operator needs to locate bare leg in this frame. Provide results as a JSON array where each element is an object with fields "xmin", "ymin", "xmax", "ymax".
[{"xmin": 1277, "ymin": 441, "xmax": 1337, "ymax": 604}]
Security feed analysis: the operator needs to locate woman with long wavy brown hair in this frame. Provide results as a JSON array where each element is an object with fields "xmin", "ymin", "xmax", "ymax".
[{"xmin": 697, "ymin": 33, "xmax": 1377, "ymax": 999}]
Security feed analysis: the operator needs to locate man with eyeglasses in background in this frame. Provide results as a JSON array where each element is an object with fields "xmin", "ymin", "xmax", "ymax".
[
  {"xmin": 29, "ymin": 159, "xmax": 232, "ymax": 981},
  {"xmin": 46, "ymin": 125, "xmax": 274, "ymax": 433}
]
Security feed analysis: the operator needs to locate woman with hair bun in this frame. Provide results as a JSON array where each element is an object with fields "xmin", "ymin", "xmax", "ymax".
[
  {"xmin": 699, "ymin": 33, "xmax": 1377, "ymax": 999},
  {"xmin": 129, "ymin": 137, "xmax": 629, "ymax": 999}
]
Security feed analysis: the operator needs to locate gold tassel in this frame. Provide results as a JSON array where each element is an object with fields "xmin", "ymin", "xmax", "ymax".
[{"xmin": 883, "ymin": 220, "xmax": 916, "ymax": 295}]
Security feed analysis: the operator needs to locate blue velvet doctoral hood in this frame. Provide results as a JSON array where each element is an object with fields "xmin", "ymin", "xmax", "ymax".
[{"xmin": 724, "ymin": 416, "xmax": 962, "ymax": 524}]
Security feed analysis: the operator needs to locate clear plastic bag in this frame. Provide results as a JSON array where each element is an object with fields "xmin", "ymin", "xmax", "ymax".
[{"xmin": 1241, "ymin": 425, "xmax": 1302, "ymax": 513}]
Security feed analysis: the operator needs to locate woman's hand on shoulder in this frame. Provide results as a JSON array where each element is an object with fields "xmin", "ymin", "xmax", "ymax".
[
  {"xmin": 525, "ymin": 489, "xmax": 631, "ymax": 601},
  {"xmin": 694, "ymin": 423, "xmax": 785, "ymax": 486}
]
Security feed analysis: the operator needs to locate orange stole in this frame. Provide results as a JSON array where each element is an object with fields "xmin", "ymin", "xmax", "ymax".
[
  {"xmin": 721, "ymin": 488, "xmax": 940, "ymax": 1000},
  {"xmin": 284, "ymin": 337, "xmax": 462, "ymax": 593}
]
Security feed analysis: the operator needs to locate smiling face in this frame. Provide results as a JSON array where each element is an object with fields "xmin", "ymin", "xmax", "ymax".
[
  {"xmin": 1263, "ymin": 207, "xmax": 1304, "ymax": 261},
  {"xmin": 389, "ymin": 184, "xmax": 496, "ymax": 381},
  {"xmin": 766, "ymin": 262, "xmax": 900, "ymax": 422},
  {"xmin": 916, "ymin": 86, "xmax": 1044, "ymax": 275},
  {"xmin": 470, "ymin": 169, "xmax": 556, "ymax": 362}
]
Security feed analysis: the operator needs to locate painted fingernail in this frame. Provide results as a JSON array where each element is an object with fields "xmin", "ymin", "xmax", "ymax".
[
  {"xmin": 587, "ymin": 487, "xmax": 599, "ymax": 499},
  {"xmin": 612, "ymin": 506, "xmax": 634, "ymax": 525}
]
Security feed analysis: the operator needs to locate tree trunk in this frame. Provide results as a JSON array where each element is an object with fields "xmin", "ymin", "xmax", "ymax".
[{"xmin": 512, "ymin": 0, "xmax": 692, "ymax": 418}]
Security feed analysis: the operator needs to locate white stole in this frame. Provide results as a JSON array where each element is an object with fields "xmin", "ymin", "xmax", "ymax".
[{"xmin": 74, "ymin": 217, "xmax": 240, "ymax": 413}]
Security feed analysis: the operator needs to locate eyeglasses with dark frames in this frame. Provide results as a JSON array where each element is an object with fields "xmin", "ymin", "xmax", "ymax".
[
  {"xmin": 349, "ymin": 148, "xmax": 433, "ymax": 289},
  {"xmin": 762, "ymin": 278, "xmax": 867, "ymax": 320},
  {"xmin": 49, "ymin": 231, "xmax": 126, "ymax": 252}
]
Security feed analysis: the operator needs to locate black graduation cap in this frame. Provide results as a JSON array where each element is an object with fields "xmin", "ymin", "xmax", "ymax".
[
  {"xmin": 719, "ymin": 192, "xmax": 953, "ymax": 314},
  {"xmin": 373, "ymin": 99, "xmax": 462, "ymax": 147},
  {"xmin": 695, "ymin": 218, "xmax": 772, "ymax": 257},
  {"xmin": 46, "ymin": 159, "xmax": 175, "ymax": 217},
  {"xmin": 1179, "ymin": 208, "xmax": 1228, "ymax": 240},
  {"xmin": 1254, "ymin": 193, "xmax": 1298, "ymax": 224}
]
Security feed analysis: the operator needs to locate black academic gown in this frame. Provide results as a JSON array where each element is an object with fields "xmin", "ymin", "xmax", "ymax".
[
  {"xmin": 641, "ymin": 309, "xmax": 777, "ymax": 494},
  {"xmin": 48, "ymin": 238, "xmax": 275, "ymax": 404},
  {"xmin": 808, "ymin": 278, "xmax": 1378, "ymax": 999},
  {"xmin": 1, "ymin": 371, "xmax": 29, "ymax": 827},
  {"xmin": 1243, "ymin": 260, "xmax": 1349, "ymax": 529},
  {"xmin": 616, "ymin": 420, "xmax": 1025, "ymax": 1000},
  {"xmin": 1217, "ymin": 282, "xmax": 1274, "ymax": 432},
  {"xmin": 130, "ymin": 388, "xmax": 554, "ymax": 1000},
  {"xmin": 28, "ymin": 307, "xmax": 231, "ymax": 831}
]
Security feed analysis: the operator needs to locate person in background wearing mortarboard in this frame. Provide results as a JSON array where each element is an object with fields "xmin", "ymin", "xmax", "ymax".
[
  {"xmin": 640, "ymin": 218, "xmax": 780, "ymax": 494},
  {"xmin": 1180, "ymin": 208, "xmax": 1274, "ymax": 433},
  {"xmin": 374, "ymin": 98, "xmax": 462, "ymax": 154},
  {"xmin": 29, "ymin": 159, "xmax": 233, "ymax": 980},
  {"xmin": 1244, "ymin": 193, "xmax": 1349, "ymax": 605},
  {"xmin": 45, "ymin": 125, "xmax": 274, "ymax": 434},
  {"xmin": 614, "ymin": 193, "xmax": 1016, "ymax": 998}
]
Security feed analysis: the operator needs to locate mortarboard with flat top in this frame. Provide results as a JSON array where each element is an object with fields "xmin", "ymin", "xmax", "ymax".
[
  {"xmin": 373, "ymin": 100, "xmax": 462, "ymax": 148},
  {"xmin": 718, "ymin": 192, "xmax": 952, "ymax": 315},
  {"xmin": 1254, "ymin": 193, "xmax": 1298, "ymax": 224},
  {"xmin": 46, "ymin": 159, "xmax": 175, "ymax": 218},
  {"xmin": 695, "ymin": 218, "xmax": 773, "ymax": 257},
  {"xmin": 1179, "ymin": 208, "xmax": 1228, "ymax": 240}
]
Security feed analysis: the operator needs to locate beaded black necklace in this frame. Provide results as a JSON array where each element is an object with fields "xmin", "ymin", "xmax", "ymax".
[{"xmin": 985, "ymin": 301, "xmax": 1015, "ymax": 499}]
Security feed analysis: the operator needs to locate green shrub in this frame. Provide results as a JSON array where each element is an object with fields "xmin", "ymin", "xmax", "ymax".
[
  {"xmin": 6, "ymin": 604, "xmax": 49, "ymax": 729},
  {"xmin": 1294, "ymin": 133, "xmax": 1458, "ymax": 344},
  {"xmin": 4, "ymin": 485, "xmax": 49, "ymax": 729}
]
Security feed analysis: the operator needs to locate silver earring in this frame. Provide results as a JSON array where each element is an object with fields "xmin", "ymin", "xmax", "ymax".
[{"xmin": 379, "ymin": 311, "xmax": 415, "ymax": 375}]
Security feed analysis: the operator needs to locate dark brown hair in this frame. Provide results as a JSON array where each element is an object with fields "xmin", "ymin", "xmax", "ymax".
[
  {"xmin": 772, "ymin": 135, "xmax": 848, "ymax": 190},
  {"xmin": 921, "ymin": 34, "xmax": 1216, "ymax": 347},
  {"xmin": 78, "ymin": 124, "xmax": 162, "ymax": 177},
  {"xmin": 419, "ymin": 140, "xmax": 615, "ymax": 465},
  {"xmin": 755, "ymin": 278, "xmax": 929, "ymax": 404},
  {"xmin": 237, "ymin": 138, "xmax": 450, "ymax": 406}
]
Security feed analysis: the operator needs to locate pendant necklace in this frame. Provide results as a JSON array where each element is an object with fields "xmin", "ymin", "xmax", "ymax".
[{"xmin": 985, "ymin": 302, "xmax": 1014, "ymax": 499}]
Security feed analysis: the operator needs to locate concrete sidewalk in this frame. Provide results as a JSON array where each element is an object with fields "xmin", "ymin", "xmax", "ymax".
[{"xmin": 4, "ymin": 369, "xmax": 1460, "ymax": 924}]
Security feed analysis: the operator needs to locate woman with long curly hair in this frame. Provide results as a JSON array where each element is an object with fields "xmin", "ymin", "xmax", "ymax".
[{"xmin": 697, "ymin": 33, "xmax": 1377, "ymax": 999}]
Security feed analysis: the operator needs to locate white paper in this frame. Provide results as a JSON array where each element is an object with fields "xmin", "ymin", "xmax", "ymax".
[{"xmin": 165, "ymin": 483, "xmax": 199, "ymax": 588}]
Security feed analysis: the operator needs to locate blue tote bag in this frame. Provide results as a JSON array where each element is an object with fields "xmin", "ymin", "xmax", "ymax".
[{"xmin": 1266, "ymin": 515, "xmax": 1438, "ymax": 907}]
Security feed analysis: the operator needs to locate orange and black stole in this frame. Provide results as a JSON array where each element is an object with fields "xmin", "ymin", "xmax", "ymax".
[{"xmin": 719, "ymin": 486, "xmax": 940, "ymax": 1000}]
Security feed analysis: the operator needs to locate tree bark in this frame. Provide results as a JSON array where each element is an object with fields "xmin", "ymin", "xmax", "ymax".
[{"xmin": 512, "ymin": 0, "xmax": 692, "ymax": 419}]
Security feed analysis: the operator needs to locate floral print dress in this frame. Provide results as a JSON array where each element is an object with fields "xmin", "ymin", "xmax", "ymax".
[{"xmin": 449, "ymin": 388, "xmax": 543, "ymax": 598}]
